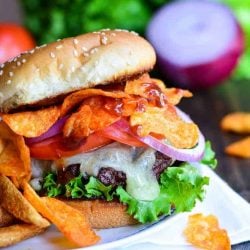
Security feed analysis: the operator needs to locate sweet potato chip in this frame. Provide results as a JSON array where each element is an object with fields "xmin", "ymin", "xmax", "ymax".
[
  {"xmin": 225, "ymin": 137, "xmax": 250, "ymax": 158},
  {"xmin": 0, "ymin": 175, "xmax": 50, "ymax": 228},
  {"xmin": 0, "ymin": 122, "xmax": 30, "ymax": 180},
  {"xmin": 2, "ymin": 106, "xmax": 61, "ymax": 137},
  {"xmin": 61, "ymin": 89, "xmax": 128, "ymax": 117},
  {"xmin": 130, "ymin": 106, "xmax": 199, "ymax": 149},
  {"xmin": 0, "ymin": 224, "xmax": 47, "ymax": 247},
  {"xmin": 184, "ymin": 213, "xmax": 230, "ymax": 250},
  {"xmin": 0, "ymin": 206, "xmax": 15, "ymax": 227},
  {"xmin": 23, "ymin": 182, "xmax": 100, "ymax": 247},
  {"xmin": 221, "ymin": 112, "xmax": 250, "ymax": 134}
]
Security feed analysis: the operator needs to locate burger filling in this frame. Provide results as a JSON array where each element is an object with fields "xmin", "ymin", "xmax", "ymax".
[{"xmin": 29, "ymin": 141, "xmax": 215, "ymax": 223}]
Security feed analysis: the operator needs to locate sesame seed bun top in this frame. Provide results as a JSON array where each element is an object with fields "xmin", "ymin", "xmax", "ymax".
[{"xmin": 0, "ymin": 29, "xmax": 156, "ymax": 113}]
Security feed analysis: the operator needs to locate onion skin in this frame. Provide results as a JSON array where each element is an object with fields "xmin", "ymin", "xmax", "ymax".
[{"xmin": 147, "ymin": 1, "xmax": 244, "ymax": 89}]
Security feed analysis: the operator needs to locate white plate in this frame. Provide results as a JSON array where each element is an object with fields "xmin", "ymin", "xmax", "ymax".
[{"xmin": 6, "ymin": 215, "xmax": 175, "ymax": 250}]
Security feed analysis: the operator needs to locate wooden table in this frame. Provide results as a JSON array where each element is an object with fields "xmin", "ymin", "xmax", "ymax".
[{"xmin": 178, "ymin": 79, "xmax": 250, "ymax": 249}]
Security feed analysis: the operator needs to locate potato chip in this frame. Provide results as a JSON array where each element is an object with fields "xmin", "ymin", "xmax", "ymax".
[
  {"xmin": 63, "ymin": 105, "xmax": 92, "ymax": 138},
  {"xmin": 0, "ymin": 224, "xmax": 47, "ymax": 247},
  {"xmin": 0, "ymin": 175, "xmax": 50, "ymax": 228},
  {"xmin": 130, "ymin": 106, "xmax": 199, "ymax": 149},
  {"xmin": 125, "ymin": 74, "xmax": 192, "ymax": 106},
  {"xmin": 23, "ymin": 182, "xmax": 100, "ymax": 247},
  {"xmin": 0, "ymin": 206, "xmax": 15, "ymax": 227},
  {"xmin": 164, "ymin": 88, "xmax": 192, "ymax": 105},
  {"xmin": 225, "ymin": 137, "xmax": 250, "ymax": 158},
  {"xmin": 184, "ymin": 213, "xmax": 231, "ymax": 250},
  {"xmin": 61, "ymin": 88, "xmax": 128, "ymax": 117},
  {"xmin": 2, "ymin": 106, "xmax": 61, "ymax": 137},
  {"xmin": 0, "ymin": 122, "xmax": 30, "ymax": 180},
  {"xmin": 63, "ymin": 97, "xmax": 120, "ymax": 139},
  {"xmin": 221, "ymin": 112, "xmax": 250, "ymax": 134}
]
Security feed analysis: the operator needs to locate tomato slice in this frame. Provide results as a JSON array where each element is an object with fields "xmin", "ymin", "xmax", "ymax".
[
  {"xmin": 29, "ymin": 119, "xmax": 145, "ymax": 160},
  {"xmin": 29, "ymin": 133, "xmax": 112, "ymax": 160},
  {"xmin": 96, "ymin": 123, "xmax": 146, "ymax": 148}
]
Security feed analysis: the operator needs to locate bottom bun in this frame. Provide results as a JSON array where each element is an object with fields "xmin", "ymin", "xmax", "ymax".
[{"xmin": 61, "ymin": 199, "xmax": 137, "ymax": 229}]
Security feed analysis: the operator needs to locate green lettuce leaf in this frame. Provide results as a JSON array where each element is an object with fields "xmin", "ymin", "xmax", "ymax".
[
  {"xmin": 65, "ymin": 174, "xmax": 85, "ymax": 198},
  {"xmin": 42, "ymin": 161, "xmax": 209, "ymax": 223},
  {"xmin": 160, "ymin": 164, "xmax": 209, "ymax": 213},
  {"xmin": 116, "ymin": 186, "xmax": 171, "ymax": 223},
  {"xmin": 201, "ymin": 141, "xmax": 218, "ymax": 169},
  {"xmin": 116, "ymin": 163, "xmax": 209, "ymax": 223},
  {"xmin": 85, "ymin": 177, "xmax": 113, "ymax": 201},
  {"xmin": 43, "ymin": 172, "xmax": 64, "ymax": 197}
]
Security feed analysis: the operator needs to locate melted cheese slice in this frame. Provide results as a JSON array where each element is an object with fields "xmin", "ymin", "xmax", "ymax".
[{"xmin": 62, "ymin": 142, "xmax": 159, "ymax": 201}]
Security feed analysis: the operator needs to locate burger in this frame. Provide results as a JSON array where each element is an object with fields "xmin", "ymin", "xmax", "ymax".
[{"xmin": 0, "ymin": 29, "xmax": 216, "ymax": 247}]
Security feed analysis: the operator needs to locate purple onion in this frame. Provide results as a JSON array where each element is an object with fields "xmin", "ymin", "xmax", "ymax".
[
  {"xmin": 25, "ymin": 116, "xmax": 69, "ymax": 145},
  {"xmin": 147, "ymin": 0, "xmax": 244, "ymax": 89}
]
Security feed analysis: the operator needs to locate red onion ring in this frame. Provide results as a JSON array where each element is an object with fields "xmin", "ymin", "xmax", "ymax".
[
  {"xmin": 114, "ymin": 108, "xmax": 205, "ymax": 162},
  {"xmin": 25, "ymin": 116, "xmax": 69, "ymax": 145}
]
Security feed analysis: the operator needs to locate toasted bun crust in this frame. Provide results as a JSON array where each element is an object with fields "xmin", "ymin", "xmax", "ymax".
[
  {"xmin": 0, "ymin": 29, "xmax": 156, "ymax": 113},
  {"xmin": 62, "ymin": 199, "xmax": 137, "ymax": 229}
]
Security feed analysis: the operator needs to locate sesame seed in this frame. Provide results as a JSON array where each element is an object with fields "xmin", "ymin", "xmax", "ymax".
[
  {"xmin": 73, "ymin": 38, "xmax": 79, "ymax": 45},
  {"xmin": 101, "ymin": 36, "xmax": 108, "ymax": 45},
  {"xmin": 36, "ymin": 68, "xmax": 40, "ymax": 72},
  {"xmin": 59, "ymin": 63, "xmax": 64, "ymax": 70},
  {"xmin": 0, "ymin": 64, "xmax": 4, "ymax": 68},
  {"xmin": 101, "ymin": 32, "xmax": 106, "ymax": 36},
  {"xmin": 73, "ymin": 49, "xmax": 78, "ymax": 57},
  {"xmin": 22, "ymin": 59, "xmax": 26, "ymax": 63},
  {"xmin": 0, "ymin": 70, "xmax": 3, "ymax": 76},
  {"xmin": 56, "ymin": 45, "xmax": 63, "ymax": 50},
  {"xmin": 111, "ymin": 32, "xmax": 116, "ymax": 36},
  {"xmin": 9, "ymin": 72, "xmax": 14, "ymax": 77},
  {"xmin": 17, "ymin": 61, "xmax": 21, "ymax": 66},
  {"xmin": 50, "ymin": 52, "xmax": 56, "ymax": 58},
  {"xmin": 80, "ymin": 67, "xmax": 86, "ymax": 72},
  {"xmin": 90, "ymin": 48, "xmax": 98, "ymax": 54},
  {"xmin": 30, "ymin": 49, "xmax": 35, "ymax": 54},
  {"xmin": 82, "ymin": 46, "xmax": 88, "ymax": 52},
  {"xmin": 40, "ymin": 44, "xmax": 47, "ymax": 48},
  {"xmin": 13, "ymin": 57, "xmax": 17, "ymax": 62},
  {"xmin": 57, "ymin": 39, "xmax": 61, "ymax": 42},
  {"xmin": 83, "ymin": 52, "xmax": 89, "ymax": 57},
  {"xmin": 71, "ymin": 66, "xmax": 75, "ymax": 72},
  {"xmin": 130, "ymin": 31, "xmax": 138, "ymax": 36},
  {"xmin": 7, "ymin": 80, "xmax": 11, "ymax": 84},
  {"xmin": 101, "ymin": 28, "xmax": 110, "ymax": 31}
]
